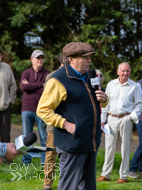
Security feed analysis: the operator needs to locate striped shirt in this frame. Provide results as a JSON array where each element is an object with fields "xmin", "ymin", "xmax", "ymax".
[{"xmin": 0, "ymin": 142, "xmax": 7, "ymax": 158}]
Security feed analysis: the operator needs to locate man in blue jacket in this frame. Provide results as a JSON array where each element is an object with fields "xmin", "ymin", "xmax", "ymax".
[{"xmin": 37, "ymin": 42, "xmax": 108, "ymax": 190}]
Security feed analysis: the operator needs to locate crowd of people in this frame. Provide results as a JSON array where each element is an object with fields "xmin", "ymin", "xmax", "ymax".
[{"xmin": 0, "ymin": 42, "xmax": 142, "ymax": 190}]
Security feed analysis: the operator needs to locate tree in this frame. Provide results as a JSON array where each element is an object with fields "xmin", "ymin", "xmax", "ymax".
[{"xmin": 0, "ymin": 0, "xmax": 142, "ymax": 112}]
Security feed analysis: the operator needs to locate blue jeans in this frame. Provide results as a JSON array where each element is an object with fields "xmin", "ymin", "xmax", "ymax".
[
  {"xmin": 129, "ymin": 121, "xmax": 142, "ymax": 172},
  {"xmin": 22, "ymin": 111, "xmax": 47, "ymax": 164}
]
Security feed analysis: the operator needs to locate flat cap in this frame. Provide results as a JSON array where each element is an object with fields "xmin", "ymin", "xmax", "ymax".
[
  {"xmin": 31, "ymin": 50, "xmax": 45, "ymax": 58},
  {"xmin": 63, "ymin": 42, "xmax": 94, "ymax": 57}
]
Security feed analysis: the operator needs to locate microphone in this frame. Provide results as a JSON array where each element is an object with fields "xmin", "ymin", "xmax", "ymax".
[
  {"xmin": 88, "ymin": 68, "xmax": 101, "ymax": 89},
  {"xmin": 88, "ymin": 69, "xmax": 102, "ymax": 114},
  {"xmin": 23, "ymin": 132, "xmax": 37, "ymax": 146},
  {"xmin": 15, "ymin": 132, "xmax": 37, "ymax": 152},
  {"xmin": 88, "ymin": 68, "xmax": 96, "ymax": 78},
  {"xmin": 15, "ymin": 132, "xmax": 55, "ymax": 154}
]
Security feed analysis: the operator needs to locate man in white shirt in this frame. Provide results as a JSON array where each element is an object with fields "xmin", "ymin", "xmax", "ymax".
[{"xmin": 97, "ymin": 62, "xmax": 142, "ymax": 183}]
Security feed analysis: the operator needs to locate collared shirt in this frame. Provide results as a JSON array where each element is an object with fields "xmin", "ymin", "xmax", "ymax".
[
  {"xmin": 101, "ymin": 78, "xmax": 142, "ymax": 124},
  {"xmin": 0, "ymin": 142, "xmax": 7, "ymax": 158},
  {"xmin": 70, "ymin": 66, "xmax": 88, "ymax": 83}
]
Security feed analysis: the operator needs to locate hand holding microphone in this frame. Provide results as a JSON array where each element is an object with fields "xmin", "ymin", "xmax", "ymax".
[
  {"xmin": 95, "ymin": 88, "xmax": 108, "ymax": 103},
  {"xmin": 15, "ymin": 132, "xmax": 55, "ymax": 154},
  {"xmin": 0, "ymin": 132, "xmax": 55, "ymax": 163},
  {"xmin": 88, "ymin": 69, "xmax": 108, "ymax": 103},
  {"xmin": 5, "ymin": 143, "xmax": 22, "ymax": 161},
  {"xmin": 88, "ymin": 69, "xmax": 100, "ymax": 90}
]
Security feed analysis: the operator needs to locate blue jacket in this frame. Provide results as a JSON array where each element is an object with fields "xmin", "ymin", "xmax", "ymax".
[{"xmin": 52, "ymin": 64, "xmax": 101, "ymax": 153}]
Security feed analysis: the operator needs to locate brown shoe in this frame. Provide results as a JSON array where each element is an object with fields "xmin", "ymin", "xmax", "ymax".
[
  {"xmin": 43, "ymin": 184, "xmax": 51, "ymax": 190},
  {"xmin": 96, "ymin": 176, "xmax": 109, "ymax": 181},
  {"xmin": 116, "ymin": 179, "xmax": 127, "ymax": 184}
]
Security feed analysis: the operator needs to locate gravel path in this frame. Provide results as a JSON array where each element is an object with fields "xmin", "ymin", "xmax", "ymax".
[{"xmin": 11, "ymin": 124, "xmax": 139, "ymax": 153}]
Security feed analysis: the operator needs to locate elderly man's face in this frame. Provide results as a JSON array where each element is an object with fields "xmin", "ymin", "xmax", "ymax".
[
  {"xmin": 31, "ymin": 55, "xmax": 44, "ymax": 70},
  {"xmin": 69, "ymin": 55, "xmax": 91, "ymax": 74},
  {"xmin": 117, "ymin": 63, "xmax": 131, "ymax": 84}
]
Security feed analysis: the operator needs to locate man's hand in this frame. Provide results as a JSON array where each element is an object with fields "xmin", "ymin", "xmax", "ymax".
[
  {"xmin": 22, "ymin": 79, "xmax": 29, "ymax": 84},
  {"xmin": 101, "ymin": 122, "xmax": 105, "ymax": 130},
  {"xmin": 4, "ymin": 143, "xmax": 22, "ymax": 161},
  {"xmin": 95, "ymin": 88, "xmax": 108, "ymax": 103},
  {"xmin": 63, "ymin": 121, "xmax": 75, "ymax": 135}
]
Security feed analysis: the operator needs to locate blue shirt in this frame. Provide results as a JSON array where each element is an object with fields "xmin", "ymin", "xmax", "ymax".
[
  {"xmin": 0, "ymin": 142, "xmax": 7, "ymax": 158},
  {"xmin": 70, "ymin": 65, "xmax": 88, "ymax": 83}
]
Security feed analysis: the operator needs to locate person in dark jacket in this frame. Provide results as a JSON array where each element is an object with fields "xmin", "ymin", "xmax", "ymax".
[
  {"xmin": 43, "ymin": 54, "xmax": 64, "ymax": 190},
  {"xmin": 128, "ymin": 78, "xmax": 142, "ymax": 178},
  {"xmin": 20, "ymin": 50, "xmax": 50, "ymax": 164},
  {"xmin": 37, "ymin": 42, "xmax": 108, "ymax": 190}
]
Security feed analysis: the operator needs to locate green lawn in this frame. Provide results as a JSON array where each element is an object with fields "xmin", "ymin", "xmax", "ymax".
[{"xmin": 0, "ymin": 149, "xmax": 142, "ymax": 190}]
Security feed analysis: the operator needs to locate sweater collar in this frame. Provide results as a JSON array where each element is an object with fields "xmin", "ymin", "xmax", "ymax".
[{"xmin": 31, "ymin": 66, "xmax": 43, "ymax": 73}]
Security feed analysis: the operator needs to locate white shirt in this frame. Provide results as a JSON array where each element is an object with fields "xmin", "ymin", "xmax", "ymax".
[{"xmin": 101, "ymin": 78, "xmax": 142, "ymax": 124}]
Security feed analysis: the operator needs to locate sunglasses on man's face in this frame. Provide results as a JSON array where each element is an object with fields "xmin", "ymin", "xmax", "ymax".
[{"xmin": 36, "ymin": 56, "xmax": 44, "ymax": 59}]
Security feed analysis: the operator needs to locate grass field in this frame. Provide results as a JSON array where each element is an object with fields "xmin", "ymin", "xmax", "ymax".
[{"xmin": 0, "ymin": 149, "xmax": 142, "ymax": 190}]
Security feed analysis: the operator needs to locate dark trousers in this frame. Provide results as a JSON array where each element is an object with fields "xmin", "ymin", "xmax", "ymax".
[
  {"xmin": 56, "ymin": 147, "xmax": 97, "ymax": 190},
  {"xmin": 129, "ymin": 121, "xmax": 142, "ymax": 172},
  {"xmin": 0, "ymin": 105, "xmax": 11, "ymax": 142}
]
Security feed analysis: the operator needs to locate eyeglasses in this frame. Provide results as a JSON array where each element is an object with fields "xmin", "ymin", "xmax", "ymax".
[{"xmin": 36, "ymin": 56, "xmax": 44, "ymax": 59}]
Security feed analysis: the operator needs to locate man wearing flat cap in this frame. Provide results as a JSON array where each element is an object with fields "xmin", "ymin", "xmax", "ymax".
[
  {"xmin": 20, "ymin": 49, "xmax": 50, "ymax": 165},
  {"xmin": 37, "ymin": 42, "xmax": 108, "ymax": 190}
]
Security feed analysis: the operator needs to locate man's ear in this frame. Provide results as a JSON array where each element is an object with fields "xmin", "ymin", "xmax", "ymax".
[
  {"xmin": 69, "ymin": 56, "xmax": 72, "ymax": 62},
  {"xmin": 30, "ymin": 58, "xmax": 33, "ymax": 63}
]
